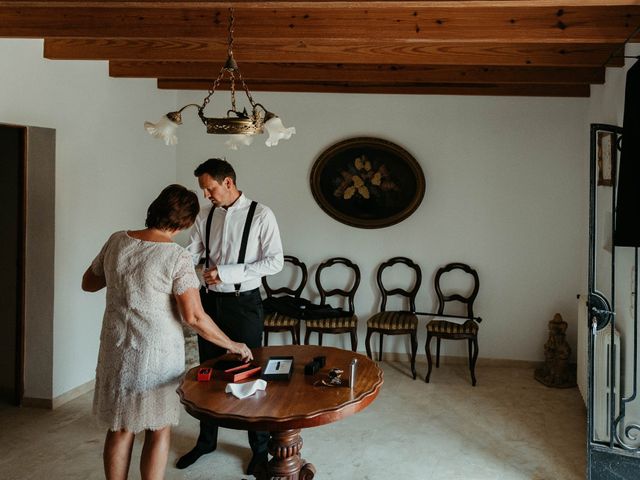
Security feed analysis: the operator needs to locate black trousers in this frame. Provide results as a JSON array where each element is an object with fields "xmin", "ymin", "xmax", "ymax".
[{"xmin": 195, "ymin": 287, "xmax": 269, "ymax": 456}]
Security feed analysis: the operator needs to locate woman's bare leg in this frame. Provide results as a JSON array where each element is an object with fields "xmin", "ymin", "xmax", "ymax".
[
  {"xmin": 104, "ymin": 429, "xmax": 135, "ymax": 480},
  {"xmin": 140, "ymin": 427, "xmax": 171, "ymax": 480}
]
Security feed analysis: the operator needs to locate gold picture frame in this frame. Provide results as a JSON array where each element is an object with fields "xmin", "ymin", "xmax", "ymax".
[{"xmin": 310, "ymin": 137, "xmax": 426, "ymax": 229}]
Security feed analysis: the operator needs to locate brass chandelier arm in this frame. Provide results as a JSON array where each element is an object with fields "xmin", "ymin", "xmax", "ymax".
[
  {"xmin": 176, "ymin": 103, "xmax": 201, "ymax": 113},
  {"xmin": 166, "ymin": 103, "xmax": 201, "ymax": 124}
]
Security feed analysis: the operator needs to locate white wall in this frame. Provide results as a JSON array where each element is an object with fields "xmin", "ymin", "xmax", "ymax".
[
  {"xmin": 0, "ymin": 39, "xmax": 178, "ymax": 398},
  {"xmin": 0, "ymin": 38, "xmax": 598, "ymax": 399},
  {"xmin": 176, "ymin": 89, "xmax": 588, "ymax": 362}
]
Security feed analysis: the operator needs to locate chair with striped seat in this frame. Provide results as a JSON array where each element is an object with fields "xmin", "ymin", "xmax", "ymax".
[
  {"xmin": 262, "ymin": 255, "xmax": 308, "ymax": 346},
  {"xmin": 365, "ymin": 257, "xmax": 422, "ymax": 379},
  {"xmin": 425, "ymin": 262, "xmax": 481, "ymax": 386},
  {"xmin": 303, "ymin": 257, "xmax": 360, "ymax": 352}
]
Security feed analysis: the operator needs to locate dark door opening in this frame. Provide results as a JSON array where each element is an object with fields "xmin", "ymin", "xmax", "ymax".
[{"xmin": 0, "ymin": 125, "xmax": 26, "ymax": 406}]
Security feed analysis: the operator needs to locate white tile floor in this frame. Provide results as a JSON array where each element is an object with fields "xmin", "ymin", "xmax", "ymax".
[{"xmin": 0, "ymin": 361, "xmax": 586, "ymax": 480}]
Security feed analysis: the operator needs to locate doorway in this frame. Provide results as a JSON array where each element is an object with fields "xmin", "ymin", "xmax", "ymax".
[
  {"xmin": 0, "ymin": 125, "xmax": 25, "ymax": 406},
  {"xmin": 587, "ymin": 123, "xmax": 640, "ymax": 477}
]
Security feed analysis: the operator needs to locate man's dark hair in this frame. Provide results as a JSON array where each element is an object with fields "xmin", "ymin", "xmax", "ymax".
[
  {"xmin": 194, "ymin": 158, "xmax": 237, "ymax": 185},
  {"xmin": 145, "ymin": 184, "xmax": 199, "ymax": 230}
]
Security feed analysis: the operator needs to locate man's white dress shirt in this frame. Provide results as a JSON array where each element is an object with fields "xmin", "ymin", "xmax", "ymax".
[{"xmin": 187, "ymin": 193, "xmax": 284, "ymax": 293}]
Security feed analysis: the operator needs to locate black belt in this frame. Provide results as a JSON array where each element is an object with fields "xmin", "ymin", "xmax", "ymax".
[{"xmin": 206, "ymin": 288, "xmax": 259, "ymax": 298}]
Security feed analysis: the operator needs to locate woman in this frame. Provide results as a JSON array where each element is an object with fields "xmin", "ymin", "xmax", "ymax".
[{"xmin": 81, "ymin": 184, "xmax": 253, "ymax": 480}]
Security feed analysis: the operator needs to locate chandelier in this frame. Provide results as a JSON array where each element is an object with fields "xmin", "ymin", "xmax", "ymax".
[{"xmin": 144, "ymin": 8, "xmax": 295, "ymax": 150}]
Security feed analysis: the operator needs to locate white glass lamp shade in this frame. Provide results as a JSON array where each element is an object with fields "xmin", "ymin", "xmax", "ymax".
[
  {"xmin": 225, "ymin": 134, "xmax": 255, "ymax": 150},
  {"xmin": 144, "ymin": 115, "xmax": 180, "ymax": 146},
  {"xmin": 264, "ymin": 115, "xmax": 296, "ymax": 147}
]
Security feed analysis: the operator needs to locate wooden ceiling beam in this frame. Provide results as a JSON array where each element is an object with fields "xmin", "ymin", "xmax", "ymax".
[
  {"xmin": 156, "ymin": 78, "xmax": 591, "ymax": 97},
  {"xmin": 44, "ymin": 38, "xmax": 624, "ymax": 67},
  {"xmin": 1, "ymin": 1, "xmax": 637, "ymax": 5},
  {"xmin": 110, "ymin": 61, "xmax": 605, "ymax": 85},
  {"xmin": 1, "ymin": 4, "xmax": 639, "ymax": 42},
  {"xmin": 2, "ymin": 1, "xmax": 638, "ymax": 5},
  {"xmin": 3, "ymin": 2, "xmax": 633, "ymax": 97}
]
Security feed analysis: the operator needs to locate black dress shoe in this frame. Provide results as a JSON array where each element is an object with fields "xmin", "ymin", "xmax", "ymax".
[
  {"xmin": 246, "ymin": 452, "xmax": 268, "ymax": 476},
  {"xmin": 175, "ymin": 446, "xmax": 215, "ymax": 470}
]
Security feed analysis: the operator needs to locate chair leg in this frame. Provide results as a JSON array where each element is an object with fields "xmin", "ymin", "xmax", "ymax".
[
  {"xmin": 436, "ymin": 337, "xmax": 441, "ymax": 368},
  {"xmin": 295, "ymin": 322, "xmax": 301, "ymax": 345},
  {"xmin": 304, "ymin": 328, "xmax": 311, "ymax": 345},
  {"xmin": 425, "ymin": 334, "xmax": 433, "ymax": 383},
  {"xmin": 318, "ymin": 332, "xmax": 323, "ymax": 346},
  {"xmin": 263, "ymin": 330, "xmax": 269, "ymax": 347},
  {"xmin": 378, "ymin": 333, "xmax": 384, "ymax": 361},
  {"xmin": 291, "ymin": 326, "xmax": 298, "ymax": 345},
  {"xmin": 470, "ymin": 337, "xmax": 479, "ymax": 386},
  {"xmin": 410, "ymin": 330, "xmax": 417, "ymax": 380},
  {"xmin": 350, "ymin": 329, "xmax": 358, "ymax": 352},
  {"xmin": 365, "ymin": 329, "xmax": 373, "ymax": 359}
]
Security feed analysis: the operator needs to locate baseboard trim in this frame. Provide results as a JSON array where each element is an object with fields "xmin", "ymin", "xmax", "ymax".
[
  {"xmin": 52, "ymin": 379, "xmax": 95, "ymax": 409},
  {"xmin": 23, "ymin": 379, "xmax": 95, "ymax": 410},
  {"xmin": 378, "ymin": 351, "xmax": 538, "ymax": 369},
  {"xmin": 21, "ymin": 396, "xmax": 52, "ymax": 409}
]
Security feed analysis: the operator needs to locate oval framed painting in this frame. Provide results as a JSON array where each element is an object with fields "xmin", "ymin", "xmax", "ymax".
[{"xmin": 310, "ymin": 137, "xmax": 426, "ymax": 229}]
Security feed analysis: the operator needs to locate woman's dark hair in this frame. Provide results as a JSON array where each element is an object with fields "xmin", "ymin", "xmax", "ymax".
[
  {"xmin": 194, "ymin": 158, "xmax": 237, "ymax": 185},
  {"xmin": 145, "ymin": 184, "xmax": 199, "ymax": 231}
]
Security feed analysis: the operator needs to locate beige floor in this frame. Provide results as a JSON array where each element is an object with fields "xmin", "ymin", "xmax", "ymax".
[{"xmin": 0, "ymin": 360, "xmax": 586, "ymax": 480}]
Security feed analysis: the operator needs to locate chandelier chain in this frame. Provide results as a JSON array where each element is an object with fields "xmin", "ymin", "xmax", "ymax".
[
  {"xmin": 237, "ymin": 70, "xmax": 257, "ymax": 109},
  {"xmin": 228, "ymin": 8, "xmax": 235, "ymax": 57},
  {"xmin": 227, "ymin": 8, "xmax": 244, "ymax": 112},
  {"xmin": 201, "ymin": 66, "xmax": 227, "ymax": 109},
  {"xmin": 230, "ymin": 71, "xmax": 237, "ymax": 112},
  {"xmin": 202, "ymin": 8, "xmax": 235, "ymax": 110},
  {"xmin": 146, "ymin": 7, "xmax": 294, "ymax": 142},
  {"xmin": 200, "ymin": 7, "xmax": 257, "ymax": 116}
]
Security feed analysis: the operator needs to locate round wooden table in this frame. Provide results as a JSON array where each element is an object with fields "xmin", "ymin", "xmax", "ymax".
[{"xmin": 178, "ymin": 345, "xmax": 384, "ymax": 479}]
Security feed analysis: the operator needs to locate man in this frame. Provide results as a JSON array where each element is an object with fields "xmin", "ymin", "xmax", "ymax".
[{"xmin": 177, "ymin": 158, "xmax": 284, "ymax": 475}]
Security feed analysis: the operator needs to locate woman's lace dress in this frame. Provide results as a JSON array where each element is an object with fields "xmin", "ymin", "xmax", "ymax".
[{"xmin": 90, "ymin": 231, "xmax": 200, "ymax": 433}]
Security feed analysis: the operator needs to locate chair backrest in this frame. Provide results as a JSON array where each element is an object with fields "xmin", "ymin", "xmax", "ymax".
[
  {"xmin": 315, "ymin": 257, "xmax": 361, "ymax": 315},
  {"xmin": 377, "ymin": 256, "xmax": 422, "ymax": 313},
  {"xmin": 434, "ymin": 262, "xmax": 479, "ymax": 318},
  {"xmin": 262, "ymin": 255, "xmax": 308, "ymax": 298}
]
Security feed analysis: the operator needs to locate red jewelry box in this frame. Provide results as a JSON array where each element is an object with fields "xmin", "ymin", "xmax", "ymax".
[
  {"xmin": 197, "ymin": 367, "xmax": 213, "ymax": 382},
  {"xmin": 220, "ymin": 363, "xmax": 262, "ymax": 382}
]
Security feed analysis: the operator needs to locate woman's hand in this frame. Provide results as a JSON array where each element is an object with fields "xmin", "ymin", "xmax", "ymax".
[{"xmin": 229, "ymin": 342, "xmax": 253, "ymax": 362}]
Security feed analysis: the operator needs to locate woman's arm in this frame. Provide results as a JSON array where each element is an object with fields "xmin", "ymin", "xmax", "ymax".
[
  {"xmin": 81, "ymin": 267, "xmax": 106, "ymax": 292},
  {"xmin": 175, "ymin": 287, "xmax": 253, "ymax": 362}
]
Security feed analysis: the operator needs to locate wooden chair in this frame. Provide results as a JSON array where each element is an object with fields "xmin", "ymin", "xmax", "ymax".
[
  {"xmin": 304, "ymin": 257, "xmax": 361, "ymax": 352},
  {"xmin": 262, "ymin": 255, "xmax": 308, "ymax": 346},
  {"xmin": 365, "ymin": 257, "xmax": 422, "ymax": 379},
  {"xmin": 425, "ymin": 262, "xmax": 481, "ymax": 386}
]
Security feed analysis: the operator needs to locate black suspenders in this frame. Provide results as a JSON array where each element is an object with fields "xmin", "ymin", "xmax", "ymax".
[
  {"xmin": 236, "ymin": 201, "xmax": 258, "ymax": 293},
  {"xmin": 203, "ymin": 200, "xmax": 258, "ymax": 295}
]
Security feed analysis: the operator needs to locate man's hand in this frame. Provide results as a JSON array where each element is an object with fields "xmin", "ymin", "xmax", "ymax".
[{"xmin": 203, "ymin": 266, "xmax": 222, "ymax": 286}]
